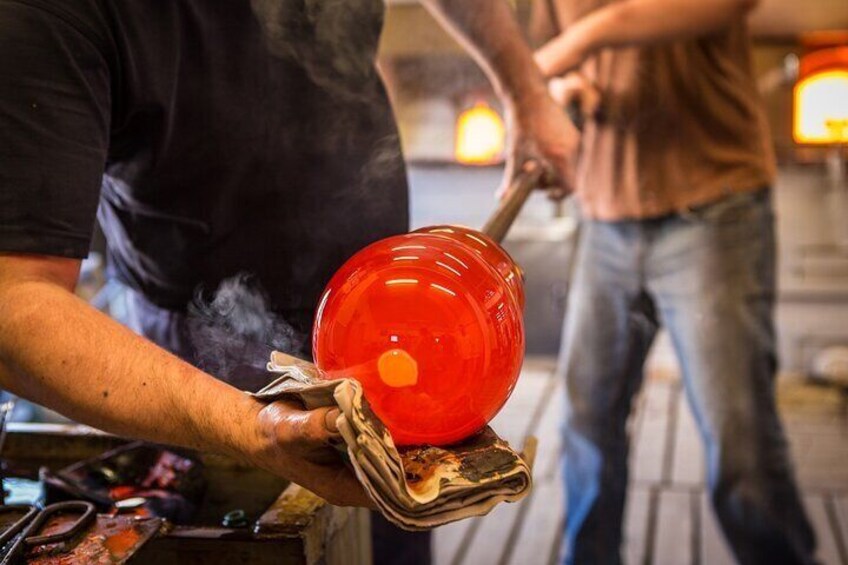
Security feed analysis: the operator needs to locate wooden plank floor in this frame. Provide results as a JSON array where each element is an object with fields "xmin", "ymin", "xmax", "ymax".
[{"xmin": 434, "ymin": 360, "xmax": 848, "ymax": 565}]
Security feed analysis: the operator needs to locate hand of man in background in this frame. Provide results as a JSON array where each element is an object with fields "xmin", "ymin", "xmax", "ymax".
[
  {"xmin": 547, "ymin": 71, "xmax": 602, "ymax": 127},
  {"xmin": 501, "ymin": 91, "xmax": 580, "ymax": 202},
  {"xmin": 421, "ymin": 0, "xmax": 580, "ymax": 202}
]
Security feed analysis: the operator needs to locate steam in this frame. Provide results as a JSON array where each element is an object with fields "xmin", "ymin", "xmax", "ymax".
[
  {"xmin": 184, "ymin": 4, "xmax": 402, "ymax": 386},
  {"xmin": 250, "ymin": 0, "xmax": 384, "ymax": 103},
  {"xmin": 250, "ymin": 0, "xmax": 407, "ymax": 209},
  {"xmin": 187, "ymin": 274, "xmax": 307, "ymax": 384},
  {"xmin": 360, "ymin": 132, "xmax": 405, "ymax": 192}
]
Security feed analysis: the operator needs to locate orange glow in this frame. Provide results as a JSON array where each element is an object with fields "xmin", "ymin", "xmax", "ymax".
[
  {"xmin": 455, "ymin": 102, "xmax": 506, "ymax": 165},
  {"xmin": 794, "ymin": 69, "xmax": 848, "ymax": 144},
  {"xmin": 313, "ymin": 228, "xmax": 525, "ymax": 446},
  {"xmin": 377, "ymin": 349, "xmax": 419, "ymax": 388}
]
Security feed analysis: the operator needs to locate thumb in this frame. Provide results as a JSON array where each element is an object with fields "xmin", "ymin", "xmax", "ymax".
[
  {"xmin": 547, "ymin": 76, "xmax": 572, "ymax": 107},
  {"xmin": 300, "ymin": 406, "xmax": 342, "ymax": 443},
  {"xmin": 321, "ymin": 407, "xmax": 342, "ymax": 435},
  {"xmin": 267, "ymin": 402, "xmax": 342, "ymax": 446}
]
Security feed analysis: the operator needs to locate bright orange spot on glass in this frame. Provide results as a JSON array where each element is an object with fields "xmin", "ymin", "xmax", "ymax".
[{"xmin": 378, "ymin": 349, "xmax": 419, "ymax": 388}]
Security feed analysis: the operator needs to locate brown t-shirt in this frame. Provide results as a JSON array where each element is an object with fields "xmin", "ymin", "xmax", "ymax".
[{"xmin": 551, "ymin": 1, "xmax": 776, "ymax": 220}]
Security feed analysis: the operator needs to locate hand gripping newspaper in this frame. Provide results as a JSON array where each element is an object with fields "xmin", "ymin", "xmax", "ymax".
[{"xmin": 252, "ymin": 351, "xmax": 536, "ymax": 531}]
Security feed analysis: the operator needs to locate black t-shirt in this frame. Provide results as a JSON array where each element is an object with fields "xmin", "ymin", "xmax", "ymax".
[{"xmin": 0, "ymin": 0, "xmax": 409, "ymax": 311}]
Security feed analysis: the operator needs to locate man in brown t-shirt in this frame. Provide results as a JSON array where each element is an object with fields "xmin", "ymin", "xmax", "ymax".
[{"xmin": 531, "ymin": 0, "xmax": 817, "ymax": 563}]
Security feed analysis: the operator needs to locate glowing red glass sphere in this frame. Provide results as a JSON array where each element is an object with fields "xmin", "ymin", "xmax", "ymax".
[{"xmin": 312, "ymin": 226, "xmax": 525, "ymax": 446}]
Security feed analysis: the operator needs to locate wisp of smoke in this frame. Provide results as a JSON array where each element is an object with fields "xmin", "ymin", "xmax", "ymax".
[
  {"xmin": 250, "ymin": 0, "xmax": 384, "ymax": 103},
  {"xmin": 187, "ymin": 274, "xmax": 307, "ymax": 386},
  {"xmin": 249, "ymin": 0, "xmax": 407, "ymax": 216}
]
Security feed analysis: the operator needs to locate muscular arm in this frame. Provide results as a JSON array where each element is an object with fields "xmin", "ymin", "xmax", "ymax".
[
  {"xmin": 0, "ymin": 254, "xmax": 368, "ymax": 506},
  {"xmin": 0, "ymin": 255, "xmax": 260, "ymax": 454},
  {"xmin": 421, "ymin": 0, "xmax": 579, "ymax": 195},
  {"xmin": 420, "ymin": 0, "xmax": 548, "ymax": 107},
  {"xmin": 528, "ymin": 0, "xmax": 559, "ymax": 48},
  {"xmin": 535, "ymin": 0, "xmax": 760, "ymax": 77}
]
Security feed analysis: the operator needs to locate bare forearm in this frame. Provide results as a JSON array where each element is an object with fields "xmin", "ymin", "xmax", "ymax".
[
  {"xmin": 536, "ymin": 0, "xmax": 758, "ymax": 77},
  {"xmin": 0, "ymin": 254, "xmax": 368, "ymax": 506},
  {"xmin": 0, "ymin": 279, "xmax": 261, "ymax": 461},
  {"xmin": 421, "ymin": 0, "xmax": 548, "ymax": 106},
  {"xmin": 421, "ymin": 0, "xmax": 580, "ymax": 199}
]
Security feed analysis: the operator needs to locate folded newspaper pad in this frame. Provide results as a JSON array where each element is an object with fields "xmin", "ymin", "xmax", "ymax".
[{"xmin": 251, "ymin": 351, "xmax": 535, "ymax": 531}]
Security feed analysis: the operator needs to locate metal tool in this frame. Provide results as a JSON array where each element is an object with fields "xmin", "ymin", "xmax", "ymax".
[
  {"xmin": 481, "ymin": 161, "xmax": 545, "ymax": 243},
  {"xmin": 114, "ymin": 497, "xmax": 147, "ymax": 511},
  {"xmin": 0, "ymin": 399, "xmax": 17, "ymax": 505},
  {"xmin": 0, "ymin": 501, "xmax": 96, "ymax": 564}
]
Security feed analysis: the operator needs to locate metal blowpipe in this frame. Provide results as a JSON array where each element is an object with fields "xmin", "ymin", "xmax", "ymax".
[{"xmin": 481, "ymin": 161, "xmax": 545, "ymax": 243}]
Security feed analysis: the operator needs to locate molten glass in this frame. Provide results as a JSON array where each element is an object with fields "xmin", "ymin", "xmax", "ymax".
[{"xmin": 313, "ymin": 226, "xmax": 525, "ymax": 446}]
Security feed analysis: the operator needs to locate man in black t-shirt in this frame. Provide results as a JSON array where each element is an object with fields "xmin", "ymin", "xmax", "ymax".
[{"xmin": 0, "ymin": 0, "xmax": 577, "ymax": 544}]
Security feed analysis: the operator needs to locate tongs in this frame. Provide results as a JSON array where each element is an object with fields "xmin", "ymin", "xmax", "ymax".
[{"xmin": 0, "ymin": 501, "xmax": 96, "ymax": 564}]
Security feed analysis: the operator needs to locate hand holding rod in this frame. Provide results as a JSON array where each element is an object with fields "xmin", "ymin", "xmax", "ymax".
[{"xmin": 482, "ymin": 161, "xmax": 545, "ymax": 243}]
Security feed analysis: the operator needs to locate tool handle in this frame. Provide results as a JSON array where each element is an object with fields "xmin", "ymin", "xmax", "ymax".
[{"xmin": 482, "ymin": 162, "xmax": 544, "ymax": 243}]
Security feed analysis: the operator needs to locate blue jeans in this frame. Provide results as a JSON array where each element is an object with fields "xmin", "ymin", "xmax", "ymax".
[{"xmin": 559, "ymin": 189, "xmax": 816, "ymax": 564}]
